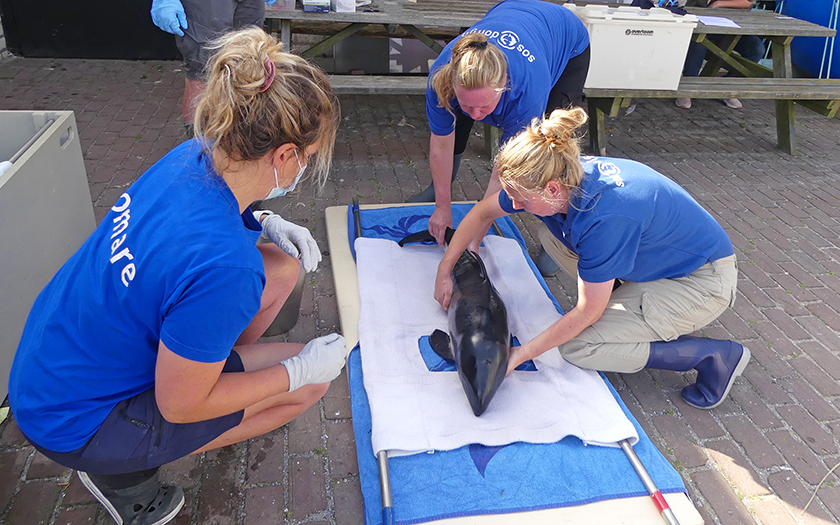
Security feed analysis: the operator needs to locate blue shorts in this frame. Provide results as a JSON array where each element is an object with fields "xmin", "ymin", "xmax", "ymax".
[{"xmin": 30, "ymin": 352, "xmax": 246, "ymax": 475}]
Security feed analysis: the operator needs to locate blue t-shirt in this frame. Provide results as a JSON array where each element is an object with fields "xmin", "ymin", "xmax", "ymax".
[
  {"xmin": 499, "ymin": 157, "xmax": 735, "ymax": 283},
  {"xmin": 426, "ymin": 0, "xmax": 589, "ymax": 143},
  {"xmin": 9, "ymin": 139, "xmax": 265, "ymax": 452}
]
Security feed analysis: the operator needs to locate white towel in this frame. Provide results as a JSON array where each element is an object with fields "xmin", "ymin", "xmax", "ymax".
[{"xmin": 355, "ymin": 236, "xmax": 638, "ymax": 457}]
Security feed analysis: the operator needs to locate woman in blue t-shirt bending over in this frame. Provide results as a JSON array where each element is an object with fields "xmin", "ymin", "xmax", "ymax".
[
  {"xmin": 407, "ymin": 0, "xmax": 590, "ymax": 250},
  {"xmin": 9, "ymin": 28, "xmax": 345, "ymax": 525},
  {"xmin": 434, "ymin": 107, "xmax": 750, "ymax": 411}
]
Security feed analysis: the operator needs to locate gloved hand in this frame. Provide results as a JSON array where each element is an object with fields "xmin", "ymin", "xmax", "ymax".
[
  {"xmin": 266, "ymin": 0, "xmax": 278, "ymax": 5},
  {"xmin": 258, "ymin": 211, "xmax": 322, "ymax": 273},
  {"xmin": 281, "ymin": 334, "xmax": 347, "ymax": 392},
  {"xmin": 150, "ymin": 0, "xmax": 188, "ymax": 37}
]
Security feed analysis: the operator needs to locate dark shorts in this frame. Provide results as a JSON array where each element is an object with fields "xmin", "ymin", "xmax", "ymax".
[
  {"xmin": 453, "ymin": 45, "xmax": 591, "ymax": 155},
  {"xmin": 30, "ymin": 352, "xmax": 246, "ymax": 475},
  {"xmin": 175, "ymin": 0, "xmax": 266, "ymax": 80}
]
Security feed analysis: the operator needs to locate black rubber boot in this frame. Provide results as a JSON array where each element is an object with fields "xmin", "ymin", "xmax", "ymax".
[
  {"xmin": 79, "ymin": 469, "xmax": 185, "ymax": 525},
  {"xmin": 405, "ymin": 154, "xmax": 462, "ymax": 203},
  {"xmin": 646, "ymin": 336, "xmax": 750, "ymax": 409}
]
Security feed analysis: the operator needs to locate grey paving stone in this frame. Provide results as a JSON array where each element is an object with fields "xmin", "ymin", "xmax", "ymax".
[
  {"xmin": 721, "ymin": 416, "xmax": 784, "ymax": 469},
  {"xmin": 247, "ymin": 427, "xmax": 286, "ymax": 485},
  {"xmin": 288, "ymin": 403, "xmax": 324, "ymax": 456},
  {"xmin": 767, "ymin": 471, "xmax": 837, "ymax": 524},
  {"xmin": 691, "ymin": 469, "xmax": 756, "ymax": 525},
  {"xmin": 766, "ymin": 430, "xmax": 833, "ymax": 486},
  {"xmin": 6, "ymin": 480, "xmax": 61, "ymax": 525},
  {"xmin": 289, "ymin": 456, "xmax": 327, "ymax": 520},
  {"xmin": 0, "ymin": 449, "xmax": 29, "ymax": 513},
  {"xmin": 651, "ymin": 414, "xmax": 707, "ymax": 469},
  {"xmin": 244, "ymin": 485, "xmax": 286, "ymax": 525},
  {"xmin": 776, "ymin": 406, "xmax": 837, "ymax": 456},
  {"xmin": 333, "ymin": 477, "xmax": 365, "ymax": 525},
  {"xmin": 326, "ymin": 420, "xmax": 358, "ymax": 479}
]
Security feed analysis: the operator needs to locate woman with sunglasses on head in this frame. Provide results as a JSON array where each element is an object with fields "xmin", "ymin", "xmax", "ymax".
[
  {"xmin": 435, "ymin": 107, "xmax": 749, "ymax": 413},
  {"xmin": 9, "ymin": 27, "xmax": 344, "ymax": 525}
]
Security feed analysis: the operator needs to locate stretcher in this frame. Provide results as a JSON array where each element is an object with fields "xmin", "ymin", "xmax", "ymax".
[{"xmin": 326, "ymin": 203, "xmax": 703, "ymax": 525}]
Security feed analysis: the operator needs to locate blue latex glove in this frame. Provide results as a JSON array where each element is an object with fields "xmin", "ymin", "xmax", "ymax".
[
  {"xmin": 151, "ymin": 0, "xmax": 188, "ymax": 37},
  {"xmin": 266, "ymin": 0, "xmax": 278, "ymax": 5}
]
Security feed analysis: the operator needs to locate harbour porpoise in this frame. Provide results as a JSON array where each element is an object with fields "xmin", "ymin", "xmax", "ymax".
[{"xmin": 399, "ymin": 228, "xmax": 511, "ymax": 416}]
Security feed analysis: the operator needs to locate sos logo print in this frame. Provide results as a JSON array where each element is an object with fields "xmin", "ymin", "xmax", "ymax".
[{"xmin": 496, "ymin": 31, "xmax": 536, "ymax": 63}]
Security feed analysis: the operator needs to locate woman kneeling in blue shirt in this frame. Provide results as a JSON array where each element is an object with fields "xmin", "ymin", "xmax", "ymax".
[
  {"xmin": 9, "ymin": 27, "xmax": 346, "ymax": 525},
  {"xmin": 435, "ymin": 107, "xmax": 749, "ymax": 411}
]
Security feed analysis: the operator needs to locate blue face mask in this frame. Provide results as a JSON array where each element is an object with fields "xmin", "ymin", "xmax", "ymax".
[{"xmin": 265, "ymin": 150, "xmax": 306, "ymax": 200}]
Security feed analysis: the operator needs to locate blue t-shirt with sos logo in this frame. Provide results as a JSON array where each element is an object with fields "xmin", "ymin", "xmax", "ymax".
[
  {"xmin": 426, "ymin": 0, "xmax": 589, "ymax": 143},
  {"xmin": 499, "ymin": 157, "xmax": 735, "ymax": 284}
]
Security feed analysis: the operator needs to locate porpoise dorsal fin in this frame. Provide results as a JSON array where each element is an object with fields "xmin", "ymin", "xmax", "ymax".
[{"xmin": 429, "ymin": 329, "xmax": 455, "ymax": 362}]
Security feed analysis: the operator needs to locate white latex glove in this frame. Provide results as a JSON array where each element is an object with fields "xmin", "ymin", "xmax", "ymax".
[
  {"xmin": 256, "ymin": 211, "xmax": 322, "ymax": 273},
  {"xmin": 281, "ymin": 334, "xmax": 347, "ymax": 392}
]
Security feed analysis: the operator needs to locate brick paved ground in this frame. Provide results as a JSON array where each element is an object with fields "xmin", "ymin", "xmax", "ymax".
[{"xmin": 0, "ymin": 55, "xmax": 839, "ymax": 525}]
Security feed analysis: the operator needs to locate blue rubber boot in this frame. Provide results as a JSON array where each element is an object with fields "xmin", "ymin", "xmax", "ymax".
[
  {"xmin": 536, "ymin": 246, "xmax": 561, "ymax": 277},
  {"xmin": 646, "ymin": 336, "xmax": 750, "ymax": 409}
]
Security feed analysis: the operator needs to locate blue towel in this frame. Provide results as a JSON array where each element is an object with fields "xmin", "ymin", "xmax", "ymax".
[
  {"xmin": 349, "ymin": 348, "xmax": 685, "ymax": 525},
  {"xmin": 347, "ymin": 204, "xmax": 686, "ymax": 524}
]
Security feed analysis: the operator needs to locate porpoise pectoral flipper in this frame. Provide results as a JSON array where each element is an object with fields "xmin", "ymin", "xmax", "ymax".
[{"xmin": 429, "ymin": 329, "xmax": 455, "ymax": 362}]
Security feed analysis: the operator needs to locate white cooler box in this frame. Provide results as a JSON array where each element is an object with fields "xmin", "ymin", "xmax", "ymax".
[
  {"xmin": 0, "ymin": 111, "xmax": 94, "ymax": 401},
  {"xmin": 566, "ymin": 5, "xmax": 698, "ymax": 91}
]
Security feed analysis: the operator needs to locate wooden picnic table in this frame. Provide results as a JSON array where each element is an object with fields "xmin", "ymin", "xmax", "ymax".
[{"xmin": 264, "ymin": 0, "xmax": 500, "ymax": 57}]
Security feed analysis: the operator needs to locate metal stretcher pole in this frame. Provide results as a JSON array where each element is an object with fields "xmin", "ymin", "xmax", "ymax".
[
  {"xmin": 619, "ymin": 439, "xmax": 681, "ymax": 525},
  {"xmin": 354, "ymin": 199, "xmax": 393, "ymax": 524},
  {"xmin": 377, "ymin": 450, "xmax": 395, "ymax": 525}
]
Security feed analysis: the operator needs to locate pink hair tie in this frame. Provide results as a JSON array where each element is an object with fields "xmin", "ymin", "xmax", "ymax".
[{"xmin": 259, "ymin": 56, "xmax": 276, "ymax": 93}]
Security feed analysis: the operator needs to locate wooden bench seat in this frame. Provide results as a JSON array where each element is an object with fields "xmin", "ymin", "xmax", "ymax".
[
  {"xmin": 585, "ymin": 76, "xmax": 840, "ymax": 156},
  {"xmin": 327, "ymin": 75, "xmax": 840, "ymax": 156},
  {"xmin": 328, "ymin": 75, "xmax": 428, "ymax": 95}
]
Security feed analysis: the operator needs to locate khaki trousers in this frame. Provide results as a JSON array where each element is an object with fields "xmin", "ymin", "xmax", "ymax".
[{"xmin": 538, "ymin": 224, "xmax": 738, "ymax": 373}]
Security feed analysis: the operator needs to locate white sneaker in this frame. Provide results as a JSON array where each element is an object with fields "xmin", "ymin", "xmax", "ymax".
[
  {"xmin": 675, "ymin": 97, "xmax": 691, "ymax": 109},
  {"xmin": 723, "ymin": 98, "xmax": 743, "ymax": 109}
]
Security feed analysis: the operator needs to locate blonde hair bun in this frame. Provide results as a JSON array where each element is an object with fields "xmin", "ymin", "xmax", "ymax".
[
  {"xmin": 496, "ymin": 107, "xmax": 588, "ymax": 198},
  {"xmin": 194, "ymin": 26, "xmax": 340, "ymax": 188}
]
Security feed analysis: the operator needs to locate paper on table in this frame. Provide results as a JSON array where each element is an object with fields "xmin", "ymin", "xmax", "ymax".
[{"xmin": 697, "ymin": 15, "xmax": 741, "ymax": 28}]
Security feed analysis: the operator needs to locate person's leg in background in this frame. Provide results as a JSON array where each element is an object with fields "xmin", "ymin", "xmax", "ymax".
[
  {"xmin": 176, "ymin": 0, "xmax": 266, "ymax": 130},
  {"xmin": 544, "ymin": 46, "xmax": 591, "ymax": 111},
  {"xmin": 718, "ymin": 35, "xmax": 766, "ymax": 108},
  {"xmin": 675, "ymin": 41, "xmax": 707, "ymax": 109},
  {"xmin": 536, "ymin": 223, "xmax": 577, "ymax": 278},
  {"xmin": 405, "ymin": 110, "xmax": 473, "ymax": 203}
]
